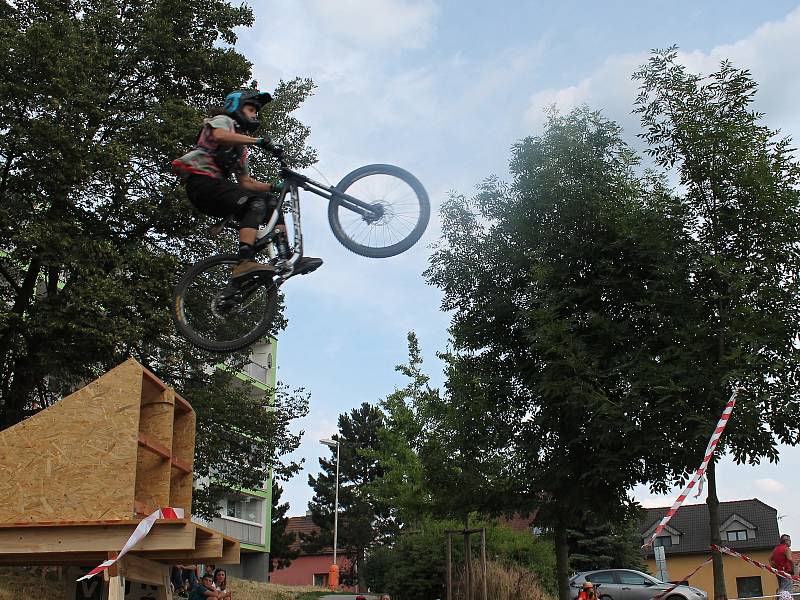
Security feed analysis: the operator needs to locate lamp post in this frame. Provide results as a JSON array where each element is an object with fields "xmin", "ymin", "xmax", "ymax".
[{"xmin": 319, "ymin": 438, "xmax": 340, "ymax": 581}]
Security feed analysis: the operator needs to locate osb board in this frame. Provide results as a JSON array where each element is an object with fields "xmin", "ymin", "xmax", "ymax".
[
  {"xmin": 134, "ymin": 451, "xmax": 171, "ymax": 511},
  {"xmin": 169, "ymin": 403, "xmax": 195, "ymax": 512},
  {"xmin": 0, "ymin": 359, "xmax": 144, "ymax": 523},
  {"xmin": 134, "ymin": 386, "xmax": 174, "ymax": 510}
]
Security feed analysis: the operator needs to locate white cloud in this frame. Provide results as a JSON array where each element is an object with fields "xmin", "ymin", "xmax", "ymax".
[
  {"xmin": 310, "ymin": 0, "xmax": 439, "ymax": 51},
  {"xmin": 755, "ymin": 478, "xmax": 786, "ymax": 493},
  {"xmin": 522, "ymin": 7, "xmax": 800, "ymax": 143},
  {"xmin": 522, "ymin": 52, "xmax": 643, "ymax": 134}
]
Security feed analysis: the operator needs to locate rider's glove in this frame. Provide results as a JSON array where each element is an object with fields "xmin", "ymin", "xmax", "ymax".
[
  {"xmin": 272, "ymin": 180, "xmax": 285, "ymax": 193},
  {"xmin": 254, "ymin": 136, "xmax": 274, "ymax": 149}
]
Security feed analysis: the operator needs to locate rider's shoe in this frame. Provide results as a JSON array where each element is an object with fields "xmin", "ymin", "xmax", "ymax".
[
  {"xmin": 294, "ymin": 256, "xmax": 324, "ymax": 275},
  {"xmin": 231, "ymin": 259, "xmax": 276, "ymax": 280}
]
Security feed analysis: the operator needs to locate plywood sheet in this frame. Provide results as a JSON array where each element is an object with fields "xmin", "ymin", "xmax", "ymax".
[
  {"xmin": 0, "ymin": 359, "xmax": 143, "ymax": 523},
  {"xmin": 169, "ymin": 395, "xmax": 195, "ymax": 513}
]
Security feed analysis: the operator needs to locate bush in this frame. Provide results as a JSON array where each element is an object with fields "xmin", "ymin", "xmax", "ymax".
[
  {"xmin": 363, "ymin": 519, "xmax": 556, "ymax": 599},
  {"xmin": 464, "ymin": 560, "xmax": 554, "ymax": 600}
]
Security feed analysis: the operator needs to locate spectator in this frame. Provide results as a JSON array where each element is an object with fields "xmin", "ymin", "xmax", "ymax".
[
  {"xmin": 770, "ymin": 534, "xmax": 794, "ymax": 596},
  {"xmin": 579, "ymin": 582, "xmax": 598, "ymax": 600},
  {"xmin": 181, "ymin": 564, "xmax": 199, "ymax": 592},
  {"xmin": 214, "ymin": 568, "xmax": 232, "ymax": 599},
  {"xmin": 189, "ymin": 574, "xmax": 222, "ymax": 600},
  {"xmin": 203, "ymin": 564, "xmax": 216, "ymax": 580},
  {"xmin": 171, "ymin": 566, "xmax": 185, "ymax": 596}
]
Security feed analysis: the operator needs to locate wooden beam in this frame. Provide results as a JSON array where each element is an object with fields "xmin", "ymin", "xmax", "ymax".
[
  {"xmin": 173, "ymin": 393, "xmax": 193, "ymax": 413},
  {"xmin": 119, "ymin": 554, "xmax": 170, "ymax": 586},
  {"xmin": 170, "ymin": 455, "xmax": 191, "ymax": 474},
  {"xmin": 138, "ymin": 432, "xmax": 171, "ymax": 460},
  {"xmin": 0, "ymin": 521, "xmax": 196, "ymax": 556},
  {"xmin": 141, "ymin": 367, "xmax": 167, "ymax": 391},
  {"xmin": 139, "ymin": 534, "xmax": 224, "ymax": 562},
  {"xmin": 219, "ymin": 537, "xmax": 240, "ymax": 565}
]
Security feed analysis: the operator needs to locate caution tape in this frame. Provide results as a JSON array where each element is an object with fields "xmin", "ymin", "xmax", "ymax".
[
  {"xmin": 712, "ymin": 544, "xmax": 800, "ymax": 582},
  {"xmin": 77, "ymin": 507, "xmax": 184, "ymax": 581},
  {"xmin": 652, "ymin": 557, "xmax": 713, "ymax": 599},
  {"xmin": 643, "ymin": 389, "xmax": 743, "ymax": 548}
]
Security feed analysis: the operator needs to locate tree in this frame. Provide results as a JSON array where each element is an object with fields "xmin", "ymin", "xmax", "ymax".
[
  {"xmin": 373, "ymin": 333, "xmax": 515, "ymax": 529},
  {"xmin": 269, "ymin": 480, "xmax": 299, "ymax": 571},
  {"xmin": 633, "ymin": 48, "xmax": 800, "ymax": 599},
  {"xmin": 426, "ymin": 107, "xmax": 693, "ymax": 600},
  {"xmin": 363, "ymin": 517, "xmax": 557, "ymax": 600},
  {"xmin": 190, "ymin": 378, "xmax": 309, "ymax": 520},
  {"xmin": 567, "ymin": 516, "xmax": 646, "ymax": 573},
  {"xmin": 305, "ymin": 402, "xmax": 397, "ymax": 588},
  {"xmin": 0, "ymin": 0, "xmax": 315, "ymax": 517}
]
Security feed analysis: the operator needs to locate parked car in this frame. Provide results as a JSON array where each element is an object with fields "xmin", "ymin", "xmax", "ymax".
[{"xmin": 570, "ymin": 569, "xmax": 708, "ymax": 600}]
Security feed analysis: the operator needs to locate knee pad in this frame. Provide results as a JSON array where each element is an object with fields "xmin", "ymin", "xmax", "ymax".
[{"xmin": 239, "ymin": 197, "xmax": 269, "ymax": 229}]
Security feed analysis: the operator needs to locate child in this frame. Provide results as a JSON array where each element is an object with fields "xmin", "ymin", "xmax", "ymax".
[{"xmin": 172, "ymin": 89, "xmax": 322, "ymax": 280}]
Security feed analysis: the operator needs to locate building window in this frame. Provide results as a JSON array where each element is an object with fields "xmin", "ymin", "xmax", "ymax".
[
  {"xmin": 314, "ymin": 573, "xmax": 329, "ymax": 587},
  {"xmin": 736, "ymin": 576, "xmax": 763, "ymax": 598},
  {"xmin": 727, "ymin": 530, "xmax": 748, "ymax": 541},
  {"xmin": 226, "ymin": 499, "xmax": 245, "ymax": 519},
  {"xmin": 654, "ymin": 536, "xmax": 673, "ymax": 547}
]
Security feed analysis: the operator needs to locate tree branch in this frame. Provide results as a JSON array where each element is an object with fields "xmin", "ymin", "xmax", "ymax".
[{"xmin": 0, "ymin": 262, "xmax": 21, "ymax": 295}]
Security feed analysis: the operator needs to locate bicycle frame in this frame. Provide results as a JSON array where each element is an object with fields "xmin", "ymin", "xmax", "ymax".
[{"xmin": 253, "ymin": 165, "xmax": 383, "ymax": 277}]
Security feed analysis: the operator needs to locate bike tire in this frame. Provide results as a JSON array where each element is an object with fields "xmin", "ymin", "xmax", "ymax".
[
  {"xmin": 328, "ymin": 164, "xmax": 430, "ymax": 258},
  {"xmin": 172, "ymin": 253, "xmax": 279, "ymax": 353}
]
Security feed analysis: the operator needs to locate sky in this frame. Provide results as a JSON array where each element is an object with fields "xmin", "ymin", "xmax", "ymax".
[{"xmin": 233, "ymin": 1, "xmax": 800, "ymax": 536}]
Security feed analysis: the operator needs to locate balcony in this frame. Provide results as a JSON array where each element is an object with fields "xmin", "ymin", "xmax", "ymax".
[{"xmin": 210, "ymin": 515, "xmax": 264, "ymax": 546}]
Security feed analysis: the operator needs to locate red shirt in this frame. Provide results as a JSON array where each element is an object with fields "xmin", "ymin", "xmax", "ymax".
[{"xmin": 771, "ymin": 543, "xmax": 792, "ymax": 572}]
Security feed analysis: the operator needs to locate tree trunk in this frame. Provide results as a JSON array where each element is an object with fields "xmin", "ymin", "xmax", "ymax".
[
  {"xmin": 555, "ymin": 520, "xmax": 571, "ymax": 600},
  {"xmin": 707, "ymin": 460, "xmax": 727, "ymax": 600}
]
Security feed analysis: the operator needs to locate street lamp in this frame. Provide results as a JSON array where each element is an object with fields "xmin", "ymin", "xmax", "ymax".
[{"xmin": 319, "ymin": 438, "xmax": 340, "ymax": 572}]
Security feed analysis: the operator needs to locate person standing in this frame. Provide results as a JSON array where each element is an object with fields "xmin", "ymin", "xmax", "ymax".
[{"xmin": 770, "ymin": 534, "xmax": 794, "ymax": 596}]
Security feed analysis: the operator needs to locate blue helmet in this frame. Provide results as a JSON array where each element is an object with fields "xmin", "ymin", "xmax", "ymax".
[{"xmin": 223, "ymin": 89, "xmax": 272, "ymax": 132}]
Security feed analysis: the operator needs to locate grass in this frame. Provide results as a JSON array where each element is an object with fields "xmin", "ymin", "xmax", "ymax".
[{"xmin": 0, "ymin": 568, "xmax": 332, "ymax": 600}]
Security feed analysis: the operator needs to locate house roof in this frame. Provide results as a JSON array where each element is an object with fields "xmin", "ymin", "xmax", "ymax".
[
  {"xmin": 284, "ymin": 515, "xmax": 327, "ymax": 554},
  {"xmin": 640, "ymin": 498, "xmax": 780, "ymax": 556}
]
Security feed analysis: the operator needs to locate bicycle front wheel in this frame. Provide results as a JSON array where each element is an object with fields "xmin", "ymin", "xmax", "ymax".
[
  {"xmin": 172, "ymin": 253, "xmax": 279, "ymax": 353},
  {"xmin": 328, "ymin": 164, "xmax": 430, "ymax": 258}
]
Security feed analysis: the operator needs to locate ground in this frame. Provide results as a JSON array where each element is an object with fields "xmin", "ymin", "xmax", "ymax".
[{"xmin": 0, "ymin": 568, "xmax": 358, "ymax": 600}]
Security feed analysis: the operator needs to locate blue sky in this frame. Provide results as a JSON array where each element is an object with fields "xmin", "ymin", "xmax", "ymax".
[{"xmin": 234, "ymin": 1, "xmax": 800, "ymax": 537}]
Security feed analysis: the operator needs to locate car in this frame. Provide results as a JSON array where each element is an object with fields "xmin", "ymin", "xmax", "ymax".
[{"xmin": 570, "ymin": 569, "xmax": 708, "ymax": 600}]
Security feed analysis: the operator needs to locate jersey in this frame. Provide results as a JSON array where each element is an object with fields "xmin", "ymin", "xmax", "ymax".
[
  {"xmin": 171, "ymin": 114, "xmax": 250, "ymax": 180},
  {"xmin": 772, "ymin": 543, "xmax": 792, "ymax": 573}
]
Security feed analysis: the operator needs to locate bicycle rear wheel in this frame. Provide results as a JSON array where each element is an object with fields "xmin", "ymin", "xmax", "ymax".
[
  {"xmin": 328, "ymin": 164, "xmax": 430, "ymax": 258},
  {"xmin": 172, "ymin": 253, "xmax": 279, "ymax": 353}
]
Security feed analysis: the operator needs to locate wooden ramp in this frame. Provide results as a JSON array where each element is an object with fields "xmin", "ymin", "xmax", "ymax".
[{"xmin": 0, "ymin": 359, "xmax": 240, "ymax": 598}]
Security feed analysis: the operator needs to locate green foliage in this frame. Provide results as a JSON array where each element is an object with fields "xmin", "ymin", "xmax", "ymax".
[
  {"xmin": 485, "ymin": 525, "xmax": 557, "ymax": 593},
  {"xmin": 305, "ymin": 402, "xmax": 397, "ymax": 588},
  {"xmin": 0, "ymin": 0, "xmax": 315, "ymax": 518},
  {"xmin": 632, "ymin": 46, "xmax": 800, "ymax": 471},
  {"xmin": 269, "ymin": 480, "xmax": 299, "ymax": 571},
  {"xmin": 374, "ymin": 333, "xmax": 515, "ymax": 527},
  {"xmin": 370, "ymin": 332, "xmax": 435, "ymax": 522},
  {"xmin": 363, "ymin": 519, "xmax": 556, "ymax": 600},
  {"xmin": 567, "ymin": 517, "xmax": 646, "ymax": 573},
  {"xmin": 632, "ymin": 47, "xmax": 800, "ymax": 599},
  {"xmin": 425, "ymin": 107, "xmax": 693, "ymax": 600}
]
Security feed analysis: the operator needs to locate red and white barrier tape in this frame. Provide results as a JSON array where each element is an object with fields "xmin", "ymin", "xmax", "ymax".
[
  {"xmin": 653, "ymin": 557, "xmax": 712, "ymax": 599},
  {"xmin": 643, "ymin": 388, "xmax": 742, "ymax": 549},
  {"xmin": 76, "ymin": 507, "xmax": 184, "ymax": 581},
  {"xmin": 712, "ymin": 544, "xmax": 800, "ymax": 582}
]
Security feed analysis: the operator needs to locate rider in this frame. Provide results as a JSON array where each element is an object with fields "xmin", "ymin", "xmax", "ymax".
[{"xmin": 171, "ymin": 88, "xmax": 323, "ymax": 280}]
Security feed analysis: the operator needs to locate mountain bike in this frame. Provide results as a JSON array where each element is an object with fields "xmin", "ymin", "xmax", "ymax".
[{"xmin": 171, "ymin": 148, "xmax": 430, "ymax": 352}]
